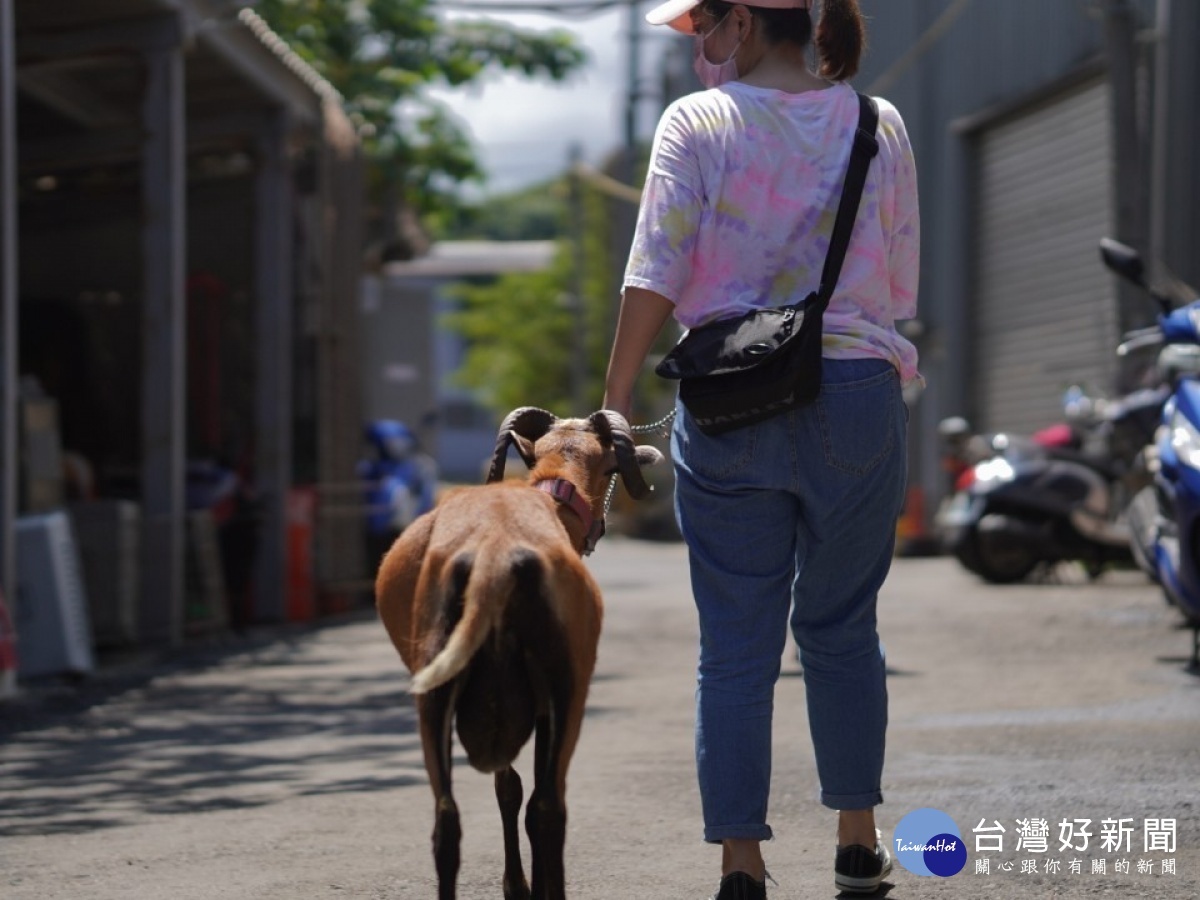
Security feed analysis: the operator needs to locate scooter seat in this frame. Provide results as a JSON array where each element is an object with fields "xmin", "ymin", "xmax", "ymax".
[{"xmin": 1044, "ymin": 445, "xmax": 1120, "ymax": 480}]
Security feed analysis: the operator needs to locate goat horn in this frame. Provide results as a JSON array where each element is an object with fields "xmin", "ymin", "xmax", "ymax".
[
  {"xmin": 589, "ymin": 410, "xmax": 652, "ymax": 499},
  {"xmin": 486, "ymin": 407, "xmax": 557, "ymax": 483}
]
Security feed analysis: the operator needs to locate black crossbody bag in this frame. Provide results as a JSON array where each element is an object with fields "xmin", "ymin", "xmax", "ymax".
[{"xmin": 654, "ymin": 93, "xmax": 880, "ymax": 435}]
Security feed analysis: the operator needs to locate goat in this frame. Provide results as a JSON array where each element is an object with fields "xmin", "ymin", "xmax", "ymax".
[{"xmin": 375, "ymin": 407, "xmax": 664, "ymax": 900}]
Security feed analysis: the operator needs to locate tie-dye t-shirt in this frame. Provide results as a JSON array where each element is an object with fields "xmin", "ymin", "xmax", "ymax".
[{"xmin": 624, "ymin": 81, "xmax": 921, "ymax": 384}]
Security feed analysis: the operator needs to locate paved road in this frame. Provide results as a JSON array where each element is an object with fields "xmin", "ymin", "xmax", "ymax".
[{"xmin": 1, "ymin": 540, "xmax": 1197, "ymax": 898}]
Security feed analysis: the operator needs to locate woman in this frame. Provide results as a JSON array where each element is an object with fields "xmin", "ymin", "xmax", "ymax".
[{"xmin": 601, "ymin": 1, "xmax": 920, "ymax": 897}]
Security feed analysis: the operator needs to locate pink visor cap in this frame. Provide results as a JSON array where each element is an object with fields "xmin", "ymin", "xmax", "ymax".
[{"xmin": 645, "ymin": 0, "xmax": 812, "ymax": 35}]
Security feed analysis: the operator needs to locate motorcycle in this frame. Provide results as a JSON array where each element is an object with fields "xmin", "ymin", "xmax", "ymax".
[
  {"xmin": 359, "ymin": 419, "xmax": 438, "ymax": 564},
  {"xmin": 1101, "ymin": 238, "xmax": 1200, "ymax": 668},
  {"xmin": 936, "ymin": 381, "xmax": 1163, "ymax": 585}
]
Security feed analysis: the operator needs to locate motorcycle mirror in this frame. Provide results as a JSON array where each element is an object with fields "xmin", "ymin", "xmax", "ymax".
[
  {"xmin": 1099, "ymin": 237, "xmax": 1146, "ymax": 287},
  {"xmin": 937, "ymin": 416, "xmax": 971, "ymax": 439}
]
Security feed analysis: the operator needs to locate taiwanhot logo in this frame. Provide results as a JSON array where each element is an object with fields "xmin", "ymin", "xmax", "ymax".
[{"xmin": 892, "ymin": 807, "xmax": 968, "ymax": 878}]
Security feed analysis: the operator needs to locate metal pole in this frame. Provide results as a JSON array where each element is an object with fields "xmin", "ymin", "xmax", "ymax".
[
  {"xmin": 1105, "ymin": 0, "xmax": 1143, "ymax": 251},
  {"xmin": 569, "ymin": 143, "xmax": 587, "ymax": 412},
  {"xmin": 1148, "ymin": 0, "xmax": 1170, "ymax": 270},
  {"xmin": 610, "ymin": 2, "xmax": 644, "ymax": 346},
  {"xmin": 624, "ymin": 0, "xmax": 642, "ymax": 152},
  {"xmin": 1104, "ymin": 0, "xmax": 1147, "ymax": 389},
  {"xmin": 0, "ymin": 0, "xmax": 16, "ymax": 612}
]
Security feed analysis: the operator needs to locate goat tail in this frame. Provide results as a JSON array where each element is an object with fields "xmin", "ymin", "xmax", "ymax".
[{"xmin": 409, "ymin": 545, "xmax": 529, "ymax": 695}]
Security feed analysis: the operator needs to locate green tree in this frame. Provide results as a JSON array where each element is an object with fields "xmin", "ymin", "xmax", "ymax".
[
  {"xmin": 446, "ymin": 253, "xmax": 581, "ymax": 413},
  {"xmin": 253, "ymin": 0, "xmax": 586, "ymax": 249},
  {"xmin": 444, "ymin": 159, "xmax": 676, "ymax": 421},
  {"xmin": 430, "ymin": 178, "xmax": 569, "ymax": 241}
]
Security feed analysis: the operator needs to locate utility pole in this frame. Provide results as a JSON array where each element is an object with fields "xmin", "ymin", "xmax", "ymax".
[
  {"xmin": 1148, "ymin": 0, "xmax": 1170, "ymax": 271},
  {"xmin": 609, "ymin": 0, "xmax": 643, "ymax": 348},
  {"xmin": 624, "ymin": 0, "xmax": 642, "ymax": 152},
  {"xmin": 1104, "ymin": 0, "xmax": 1144, "ymax": 252},
  {"xmin": 569, "ymin": 143, "xmax": 587, "ymax": 412}
]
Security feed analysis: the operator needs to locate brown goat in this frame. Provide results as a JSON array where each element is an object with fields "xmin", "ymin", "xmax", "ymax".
[{"xmin": 376, "ymin": 408, "xmax": 664, "ymax": 900}]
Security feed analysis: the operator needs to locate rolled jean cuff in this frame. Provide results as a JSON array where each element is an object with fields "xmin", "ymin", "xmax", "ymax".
[
  {"xmin": 821, "ymin": 789, "xmax": 883, "ymax": 811},
  {"xmin": 703, "ymin": 823, "xmax": 774, "ymax": 844}
]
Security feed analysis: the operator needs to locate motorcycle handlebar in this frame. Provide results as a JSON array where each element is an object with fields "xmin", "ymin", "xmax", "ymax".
[{"xmin": 1117, "ymin": 331, "xmax": 1164, "ymax": 357}]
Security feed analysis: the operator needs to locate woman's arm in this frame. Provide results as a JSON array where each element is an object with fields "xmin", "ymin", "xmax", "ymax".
[{"xmin": 602, "ymin": 287, "xmax": 675, "ymax": 420}]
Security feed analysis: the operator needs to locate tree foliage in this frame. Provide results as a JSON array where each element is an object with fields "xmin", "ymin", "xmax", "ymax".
[
  {"xmin": 445, "ymin": 254, "xmax": 580, "ymax": 413},
  {"xmin": 252, "ymin": 2, "xmax": 671, "ymax": 423},
  {"xmin": 430, "ymin": 179, "xmax": 569, "ymax": 241},
  {"xmin": 444, "ymin": 164, "xmax": 676, "ymax": 420},
  {"xmin": 253, "ymin": 0, "xmax": 586, "ymax": 224}
]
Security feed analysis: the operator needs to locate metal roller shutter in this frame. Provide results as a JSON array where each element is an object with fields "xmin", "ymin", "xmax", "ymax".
[{"xmin": 972, "ymin": 78, "xmax": 1116, "ymax": 435}]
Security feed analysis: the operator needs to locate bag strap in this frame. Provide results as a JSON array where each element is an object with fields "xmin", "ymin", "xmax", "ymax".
[{"xmin": 811, "ymin": 92, "xmax": 880, "ymax": 312}]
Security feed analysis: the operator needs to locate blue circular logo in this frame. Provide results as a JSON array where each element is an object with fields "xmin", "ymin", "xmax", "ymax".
[{"xmin": 893, "ymin": 808, "xmax": 967, "ymax": 878}]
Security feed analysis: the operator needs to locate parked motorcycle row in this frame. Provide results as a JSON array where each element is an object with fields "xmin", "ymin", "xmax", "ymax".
[{"xmin": 936, "ymin": 238, "xmax": 1200, "ymax": 669}]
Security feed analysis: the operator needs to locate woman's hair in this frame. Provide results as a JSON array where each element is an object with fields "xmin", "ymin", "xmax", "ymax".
[{"xmin": 702, "ymin": 0, "xmax": 865, "ymax": 81}]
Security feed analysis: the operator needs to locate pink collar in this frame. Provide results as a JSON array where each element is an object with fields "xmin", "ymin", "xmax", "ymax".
[{"xmin": 534, "ymin": 478, "xmax": 605, "ymax": 555}]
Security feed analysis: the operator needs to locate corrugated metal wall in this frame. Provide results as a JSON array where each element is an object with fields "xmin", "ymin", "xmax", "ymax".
[
  {"xmin": 852, "ymin": 0, "xmax": 1168, "ymax": 512},
  {"xmin": 972, "ymin": 78, "xmax": 1116, "ymax": 434}
]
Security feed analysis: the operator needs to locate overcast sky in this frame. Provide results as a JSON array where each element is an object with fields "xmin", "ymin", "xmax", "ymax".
[{"xmin": 430, "ymin": 2, "xmax": 670, "ymax": 195}]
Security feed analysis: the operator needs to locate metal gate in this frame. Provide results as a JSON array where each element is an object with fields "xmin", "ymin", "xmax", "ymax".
[{"xmin": 971, "ymin": 78, "xmax": 1117, "ymax": 435}]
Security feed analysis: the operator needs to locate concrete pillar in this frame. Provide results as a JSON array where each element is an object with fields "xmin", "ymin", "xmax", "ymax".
[
  {"xmin": 252, "ymin": 113, "xmax": 293, "ymax": 623},
  {"xmin": 139, "ymin": 42, "xmax": 187, "ymax": 644},
  {"xmin": 0, "ymin": 0, "xmax": 16, "ymax": 609}
]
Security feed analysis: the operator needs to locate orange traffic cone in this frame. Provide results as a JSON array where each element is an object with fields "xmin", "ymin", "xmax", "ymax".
[{"xmin": 896, "ymin": 486, "xmax": 937, "ymax": 557}]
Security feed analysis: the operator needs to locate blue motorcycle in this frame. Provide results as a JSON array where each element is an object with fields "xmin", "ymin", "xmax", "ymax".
[
  {"xmin": 1102, "ymin": 238, "xmax": 1200, "ymax": 669},
  {"xmin": 359, "ymin": 420, "xmax": 437, "ymax": 565}
]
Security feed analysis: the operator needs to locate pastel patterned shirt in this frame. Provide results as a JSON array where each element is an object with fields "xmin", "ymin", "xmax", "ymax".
[{"xmin": 625, "ymin": 81, "xmax": 921, "ymax": 384}]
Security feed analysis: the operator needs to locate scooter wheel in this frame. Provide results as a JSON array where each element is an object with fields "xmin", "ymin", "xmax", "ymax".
[
  {"xmin": 964, "ymin": 528, "xmax": 1038, "ymax": 584},
  {"xmin": 1124, "ymin": 486, "xmax": 1162, "ymax": 586}
]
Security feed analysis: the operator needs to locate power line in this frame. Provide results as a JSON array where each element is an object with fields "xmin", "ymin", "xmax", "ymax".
[{"xmin": 865, "ymin": 0, "xmax": 973, "ymax": 96}]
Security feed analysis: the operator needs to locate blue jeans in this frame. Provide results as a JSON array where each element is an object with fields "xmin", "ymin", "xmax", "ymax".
[{"xmin": 671, "ymin": 357, "xmax": 907, "ymax": 844}]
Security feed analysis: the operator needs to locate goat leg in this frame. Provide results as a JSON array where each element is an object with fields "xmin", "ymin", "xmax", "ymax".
[
  {"xmin": 419, "ymin": 686, "xmax": 462, "ymax": 900},
  {"xmin": 496, "ymin": 767, "xmax": 531, "ymax": 899},
  {"xmin": 526, "ymin": 699, "xmax": 572, "ymax": 900}
]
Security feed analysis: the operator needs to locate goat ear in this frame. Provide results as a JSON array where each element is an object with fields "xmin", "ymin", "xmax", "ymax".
[
  {"xmin": 512, "ymin": 434, "xmax": 538, "ymax": 469},
  {"xmin": 635, "ymin": 445, "xmax": 665, "ymax": 468},
  {"xmin": 589, "ymin": 409, "xmax": 659, "ymax": 499}
]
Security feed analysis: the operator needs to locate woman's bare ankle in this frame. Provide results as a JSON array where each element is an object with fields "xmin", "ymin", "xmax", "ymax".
[
  {"xmin": 722, "ymin": 839, "xmax": 766, "ymax": 880},
  {"xmin": 837, "ymin": 809, "xmax": 878, "ymax": 849}
]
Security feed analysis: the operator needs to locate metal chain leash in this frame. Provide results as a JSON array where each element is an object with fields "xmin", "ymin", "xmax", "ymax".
[
  {"xmin": 631, "ymin": 408, "xmax": 677, "ymax": 437},
  {"xmin": 603, "ymin": 408, "xmax": 677, "ymax": 517}
]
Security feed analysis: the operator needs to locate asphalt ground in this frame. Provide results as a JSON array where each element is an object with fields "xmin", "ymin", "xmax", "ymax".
[{"xmin": 1, "ymin": 540, "xmax": 1197, "ymax": 899}]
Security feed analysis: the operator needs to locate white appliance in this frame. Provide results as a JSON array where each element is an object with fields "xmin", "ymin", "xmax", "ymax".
[{"xmin": 15, "ymin": 510, "xmax": 95, "ymax": 679}]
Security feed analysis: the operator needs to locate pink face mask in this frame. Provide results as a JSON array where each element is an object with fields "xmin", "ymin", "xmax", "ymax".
[{"xmin": 692, "ymin": 12, "xmax": 740, "ymax": 88}]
